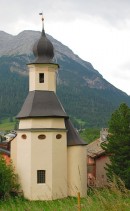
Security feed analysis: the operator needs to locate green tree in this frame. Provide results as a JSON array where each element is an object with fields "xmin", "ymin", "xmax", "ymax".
[
  {"xmin": 0, "ymin": 155, "xmax": 20, "ymax": 198},
  {"xmin": 102, "ymin": 103, "xmax": 130, "ymax": 189},
  {"xmin": 9, "ymin": 116, "xmax": 13, "ymax": 122},
  {"xmin": 80, "ymin": 128, "xmax": 100, "ymax": 143}
]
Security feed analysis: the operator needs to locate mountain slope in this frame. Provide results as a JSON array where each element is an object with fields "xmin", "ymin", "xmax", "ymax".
[{"xmin": 0, "ymin": 30, "xmax": 130, "ymax": 128}]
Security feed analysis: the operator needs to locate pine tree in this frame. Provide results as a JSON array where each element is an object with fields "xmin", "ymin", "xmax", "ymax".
[{"xmin": 102, "ymin": 103, "xmax": 130, "ymax": 189}]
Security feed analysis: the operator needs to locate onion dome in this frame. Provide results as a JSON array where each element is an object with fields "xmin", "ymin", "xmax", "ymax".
[{"xmin": 33, "ymin": 28, "xmax": 54, "ymax": 63}]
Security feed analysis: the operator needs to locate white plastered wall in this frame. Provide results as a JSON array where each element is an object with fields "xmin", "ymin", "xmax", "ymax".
[
  {"xmin": 67, "ymin": 146, "xmax": 87, "ymax": 197},
  {"xmin": 11, "ymin": 118, "xmax": 68, "ymax": 200},
  {"xmin": 30, "ymin": 131, "xmax": 67, "ymax": 200},
  {"xmin": 11, "ymin": 131, "xmax": 32, "ymax": 198},
  {"xmin": 28, "ymin": 64, "xmax": 58, "ymax": 92},
  {"xmin": 11, "ymin": 137, "xmax": 17, "ymax": 170},
  {"xmin": 19, "ymin": 118, "xmax": 65, "ymax": 129}
]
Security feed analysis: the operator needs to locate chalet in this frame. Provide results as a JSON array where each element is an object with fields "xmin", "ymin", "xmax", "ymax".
[{"xmin": 87, "ymin": 128, "xmax": 110, "ymax": 187}]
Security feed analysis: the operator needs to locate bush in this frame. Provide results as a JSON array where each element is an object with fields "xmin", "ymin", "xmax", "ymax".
[{"xmin": 0, "ymin": 155, "xmax": 20, "ymax": 199}]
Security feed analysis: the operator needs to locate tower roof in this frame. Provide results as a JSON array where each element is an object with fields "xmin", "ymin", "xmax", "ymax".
[
  {"xmin": 33, "ymin": 27, "xmax": 54, "ymax": 63},
  {"xmin": 65, "ymin": 119, "xmax": 87, "ymax": 146},
  {"xmin": 17, "ymin": 91, "xmax": 68, "ymax": 119}
]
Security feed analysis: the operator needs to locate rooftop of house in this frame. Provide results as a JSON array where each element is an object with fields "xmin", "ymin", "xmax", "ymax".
[
  {"xmin": 0, "ymin": 142, "xmax": 10, "ymax": 156},
  {"xmin": 0, "ymin": 147, "xmax": 10, "ymax": 156},
  {"xmin": 87, "ymin": 128, "xmax": 108, "ymax": 158},
  {"xmin": 87, "ymin": 138, "xmax": 105, "ymax": 158}
]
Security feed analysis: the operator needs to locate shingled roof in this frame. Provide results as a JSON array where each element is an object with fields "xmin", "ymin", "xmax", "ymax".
[
  {"xmin": 87, "ymin": 139, "xmax": 105, "ymax": 158},
  {"xmin": 65, "ymin": 119, "xmax": 87, "ymax": 146},
  {"xmin": 17, "ymin": 90, "xmax": 68, "ymax": 119}
]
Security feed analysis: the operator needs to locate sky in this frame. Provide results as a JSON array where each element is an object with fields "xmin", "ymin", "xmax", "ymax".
[{"xmin": 0, "ymin": 0, "xmax": 130, "ymax": 95}]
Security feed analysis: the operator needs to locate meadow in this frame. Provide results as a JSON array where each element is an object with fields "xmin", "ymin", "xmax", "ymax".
[
  {"xmin": 0, "ymin": 184, "xmax": 130, "ymax": 211},
  {"xmin": 0, "ymin": 118, "xmax": 16, "ymax": 131}
]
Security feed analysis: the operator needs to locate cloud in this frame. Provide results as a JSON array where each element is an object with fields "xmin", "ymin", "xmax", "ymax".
[
  {"xmin": 0, "ymin": 0, "xmax": 130, "ymax": 94},
  {"xmin": 120, "ymin": 61, "xmax": 130, "ymax": 71},
  {"xmin": 44, "ymin": 0, "xmax": 130, "ymax": 26},
  {"xmin": 1, "ymin": 0, "xmax": 130, "ymax": 28},
  {"xmin": 117, "ymin": 62, "xmax": 130, "ymax": 81},
  {"xmin": 74, "ymin": 0, "xmax": 130, "ymax": 23}
]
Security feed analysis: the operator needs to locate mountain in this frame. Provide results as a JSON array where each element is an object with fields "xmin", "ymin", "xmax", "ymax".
[{"xmin": 0, "ymin": 30, "xmax": 130, "ymax": 128}]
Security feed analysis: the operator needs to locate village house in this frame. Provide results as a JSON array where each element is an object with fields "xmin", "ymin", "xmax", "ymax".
[
  {"xmin": 87, "ymin": 128, "xmax": 110, "ymax": 187},
  {"xmin": 0, "ymin": 140, "xmax": 10, "ymax": 164},
  {"xmin": 0, "ymin": 131, "xmax": 17, "ymax": 163}
]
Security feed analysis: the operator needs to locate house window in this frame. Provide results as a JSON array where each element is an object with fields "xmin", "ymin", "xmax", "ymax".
[
  {"xmin": 37, "ymin": 170, "xmax": 46, "ymax": 183},
  {"xmin": 39, "ymin": 73, "xmax": 44, "ymax": 83}
]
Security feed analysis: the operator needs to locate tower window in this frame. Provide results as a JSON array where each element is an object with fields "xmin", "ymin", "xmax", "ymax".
[
  {"xmin": 39, "ymin": 73, "xmax": 44, "ymax": 83},
  {"xmin": 38, "ymin": 134, "xmax": 46, "ymax": 139},
  {"xmin": 37, "ymin": 170, "xmax": 46, "ymax": 183},
  {"xmin": 56, "ymin": 134, "xmax": 62, "ymax": 139},
  {"xmin": 21, "ymin": 134, "xmax": 27, "ymax": 139}
]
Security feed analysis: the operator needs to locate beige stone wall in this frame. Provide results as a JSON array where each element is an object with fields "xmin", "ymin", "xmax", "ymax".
[
  {"xmin": 11, "ymin": 137, "xmax": 17, "ymax": 170},
  {"xmin": 11, "ymin": 118, "xmax": 68, "ymax": 200},
  {"xmin": 19, "ymin": 118, "xmax": 65, "ymax": 129},
  {"xmin": 52, "ymin": 132, "xmax": 67, "ymax": 199},
  {"xmin": 30, "ymin": 131, "xmax": 53, "ymax": 200},
  {"xmin": 30, "ymin": 131, "xmax": 67, "ymax": 200},
  {"xmin": 67, "ymin": 146, "xmax": 87, "ymax": 197},
  {"xmin": 28, "ymin": 64, "xmax": 58, "ymax": 92},
  {"xmin": 11, "ymin": 131, "xmax": 32, "ymax": 198}
]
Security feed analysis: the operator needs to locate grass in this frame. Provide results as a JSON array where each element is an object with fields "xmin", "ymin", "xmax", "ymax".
[
  {"xmin": 0, "ymin": 185, "xmax": 130, "ymax": 211},
  {"xmin": 0, "ymin": 197, "xmax": 80, "ymax": 211},
  {"xmin": 0, "ymin": 118, "xmax": 16, "ymax": 131}
]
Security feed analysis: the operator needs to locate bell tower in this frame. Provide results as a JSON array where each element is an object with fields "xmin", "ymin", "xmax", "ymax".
[
  {"xmin": 11, "ymin": 18, "xmax": 68, "ymax": 200},
  {"xmin": 29, "ymin": 24, "xmax": 59, "ymax": 92},
  {"xmin": 11, "ymin": 16, "xmax": 87, "ymax": 201}
]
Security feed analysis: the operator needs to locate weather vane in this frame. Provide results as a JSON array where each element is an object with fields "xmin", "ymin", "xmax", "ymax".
[{"xmin": 39, "ymin": 12, "xmax": 44, "ymax": 31}]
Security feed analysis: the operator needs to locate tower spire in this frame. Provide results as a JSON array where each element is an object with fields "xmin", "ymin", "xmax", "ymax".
[{"xmin": 39, "ymin": 12, "xmax": 45, "ymax": 35}]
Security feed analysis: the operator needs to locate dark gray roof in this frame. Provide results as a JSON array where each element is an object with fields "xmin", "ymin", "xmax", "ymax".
[
  {"xmin": 0, "ymin": 148, "xmax": 10, "ymax": 156},
  {"xmin": 33, "ymin": 29, "xmax": 54, "ymax": 63},
  {"xmin": 17, "ymin": 90, "xmax": 68, "ymax": 119},
  {"xmin": 16, "ymin": 90, "xmax": 86, "ymax": 146},
  {"xmin": 65, "ymin": 119, "xmax": 87, "ymax": 146}
]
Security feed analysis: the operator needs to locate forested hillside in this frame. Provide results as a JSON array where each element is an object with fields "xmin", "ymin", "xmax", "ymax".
[
  {"xmin": 0, "ymin": 30, "xmax": 130, "ymax": 128},
  {"xmin": 0, "ymin": 56, "xmax": 28, "ymax": 118},
  {"xmin": 0, "ymin": 53, "xmax": 130, "ymax": 128}
]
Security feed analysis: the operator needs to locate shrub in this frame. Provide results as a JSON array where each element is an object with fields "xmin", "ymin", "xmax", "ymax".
[{"xmin": 0, "ymin": 155, "xmax": 20, "ymax": 199}]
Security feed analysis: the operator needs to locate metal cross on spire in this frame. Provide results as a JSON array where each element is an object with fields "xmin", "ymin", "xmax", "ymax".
[{"xmin": 39, "ymin": 12, "xmax": 44, "ymax": 32}]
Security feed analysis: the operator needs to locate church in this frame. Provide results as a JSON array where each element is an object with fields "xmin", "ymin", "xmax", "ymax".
[{"xmin": 11, "ymin": 19, "xmax": 87, "ymax": 200}]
